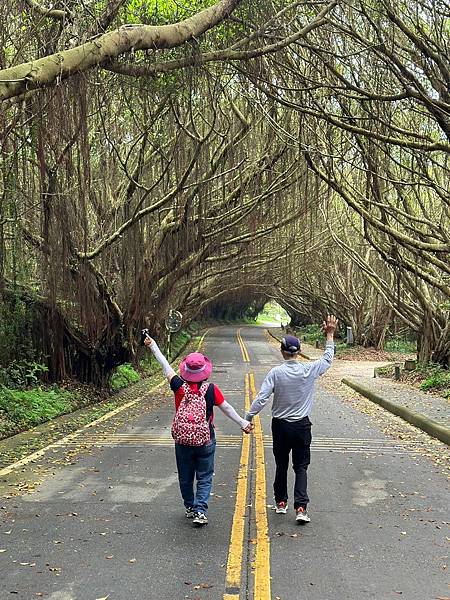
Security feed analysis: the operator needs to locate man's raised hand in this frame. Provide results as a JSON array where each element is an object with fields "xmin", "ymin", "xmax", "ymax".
[{"xmin": 322, "ymin": 314, "xmax": 338, "ymax": 338}]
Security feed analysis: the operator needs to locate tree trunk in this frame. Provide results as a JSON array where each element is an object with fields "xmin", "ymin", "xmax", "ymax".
[
  {"xmin": 431, "ymin": 320, "xmax": 450, "ymax": 368},
  {"xmin": 417, "ymin": 310, "xmax": 438, "ymax": 364}
]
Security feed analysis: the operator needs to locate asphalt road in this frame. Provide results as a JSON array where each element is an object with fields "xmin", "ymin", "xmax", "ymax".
[{"xmin": 0, "ymin": 326, "xmax": 448, "ymax": 600}]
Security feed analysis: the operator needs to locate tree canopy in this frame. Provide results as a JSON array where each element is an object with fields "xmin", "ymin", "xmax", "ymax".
[{"xmin": 1, "ymin": 0, "xmax": 449, "ymax": 385}]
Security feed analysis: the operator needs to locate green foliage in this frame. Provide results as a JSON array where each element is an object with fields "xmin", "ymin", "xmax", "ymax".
[
  {"xmin": 384, "ymin": 337, "xmax": 416, "ymax": 353},
  {"xmin": 333, "ymin": 342, "xmax": 348, "ymax": 355},
  {"xmin": 297, "ymin": 324, "xmax": 323, "ymax": 344},
  {"xmin": 0, "ymin": 387, "xmax": 75, "ymax": 430},
  {"xmin": 110, "ymin": 363, "xmax": 141, "ymax": 391},
  {"xmin": 0, "ymin": 294, "xmax": 37, "ymax": 367},
  {"xmin": 168, "ymin": 330, "xmax": 191, "ymax": 360},
  {"xmin": 124, "ymin": 0, "xmax": 215, "ymax": 25},
  {"xmin": 0, "ymin": 360, "xmax": 48, "ymax": 388},
  {"xmin": 418, "ymin": 364, "xmax": 450, "ymax": 397},
  {"xmin": 139, "ymin": 353, "xmax": 160, "ymax": 377}
]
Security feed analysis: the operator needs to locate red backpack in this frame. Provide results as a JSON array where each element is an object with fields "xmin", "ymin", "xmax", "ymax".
[{"xmin": 171, "ymin": 382, "xmax": 211, "ymax": 446}]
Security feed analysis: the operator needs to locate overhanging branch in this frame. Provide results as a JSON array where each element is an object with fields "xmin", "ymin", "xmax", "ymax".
[{"xmin": 0, "ymin": 0, "xmax": 243, "ymax": 100}]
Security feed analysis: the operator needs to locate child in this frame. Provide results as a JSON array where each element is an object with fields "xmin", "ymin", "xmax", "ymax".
[{"xmin": 144, "ymin": 334, "xmax": 252, "ymax": 526}]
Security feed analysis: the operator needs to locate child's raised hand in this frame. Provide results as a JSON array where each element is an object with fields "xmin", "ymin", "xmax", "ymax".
[{"xmin": 144, "ymin": 334, "xmax": 155, "ymax": 347}]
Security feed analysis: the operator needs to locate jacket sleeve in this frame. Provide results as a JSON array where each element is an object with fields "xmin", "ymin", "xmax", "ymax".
[
  {"xmin": 305, "ymin": 343, "xmax": 335, "ymax": 378},
  {"xmin": 244, "ymin": 369, "xmax": 275, "ymax": 421}
]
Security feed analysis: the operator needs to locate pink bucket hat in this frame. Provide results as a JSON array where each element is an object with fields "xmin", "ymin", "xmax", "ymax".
[{"xmin": 180, "ymin": 352, "xmax": 212, "ymax": 383}]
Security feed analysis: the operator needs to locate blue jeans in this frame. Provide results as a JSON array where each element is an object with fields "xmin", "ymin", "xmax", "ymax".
[{"xmin": 175, "ymin": 439, "xmax": 216, "ymax": 515}]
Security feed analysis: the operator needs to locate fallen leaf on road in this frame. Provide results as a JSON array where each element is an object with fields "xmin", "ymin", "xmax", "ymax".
[
  {"xmin": 95, "ymin": 596, "xmax": 110, "ymax": 600},
  {"xmin": 129, "ymin": 558, "xmax": 136, "ymax": 563}
]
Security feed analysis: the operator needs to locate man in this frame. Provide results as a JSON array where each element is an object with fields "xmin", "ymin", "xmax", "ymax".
[{"xmin": 245, "ymin": 315, "xmax": 338, "ymax": 523}]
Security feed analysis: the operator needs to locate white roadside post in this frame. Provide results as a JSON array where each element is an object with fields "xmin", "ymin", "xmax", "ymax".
[{"xmin": 346, "ymin": 326, "xmax": 354, "ymax": 345}]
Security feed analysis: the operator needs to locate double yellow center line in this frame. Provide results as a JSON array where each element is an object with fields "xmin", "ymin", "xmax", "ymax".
[
  {"xmin": 223, "ymin": 333, "xmax": 271, "ymax": 600},
  {"xmin": 223, "ymin": 374, "xmax": 251, "ymax": 600},
  {"xmin": 249, "ymin": 373, "xmax": 271, "ymax": 600},
  {"xmin": 237, "ymin": 328, "xmax": 250, "ymax": 362}
]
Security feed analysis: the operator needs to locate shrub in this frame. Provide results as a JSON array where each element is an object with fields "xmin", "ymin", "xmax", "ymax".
[
  {"xmin": 110, "ymin": 363, "xmax": 140, "ymax": 391},
  {"xmin": 0, "ymin": 360, "xmax": 49, "ymax": 388},
  {"xmin": 139, "ymin": 353, "xmax": 159, "ymax": 377},
  {"xmin": 297, "ymin": 324, "xmax": 323, "ymax": 344},
  {"xmin": 384, "ymin": 337, "xmax": 416, "ymax": 353},
  {"xmin": 169, "ymin": 330, "xmax": 191, "ymax": 359},
  {"xmin": 419, "ymin": 364, "xmax": 450, "ymax": 397}
]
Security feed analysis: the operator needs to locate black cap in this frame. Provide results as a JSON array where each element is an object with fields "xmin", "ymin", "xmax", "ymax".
[{"xmin": 281, "ymin": 335, "xmax": 300, "ymax": 353}]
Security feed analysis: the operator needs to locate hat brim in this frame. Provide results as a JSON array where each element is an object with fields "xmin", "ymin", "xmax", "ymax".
[{"xmin": 179, "ymin": 356, "xmax": 212, "ymax": 382}]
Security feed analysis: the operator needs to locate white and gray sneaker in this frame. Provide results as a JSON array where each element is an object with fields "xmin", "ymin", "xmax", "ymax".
[
  {"xmin": 185, "ymin": 507, "xmax": 196, "ymax": 519},
  {"xmin": 275, "ymin": 501, "xmax": 288, "ymax": 514},
  {"xmin": 296, "ymin": 507, "xmax": 311, "ymax": 523},
  {"xmin": 192, "ymin": 512, "xmax": 208, "ymax": 526}
]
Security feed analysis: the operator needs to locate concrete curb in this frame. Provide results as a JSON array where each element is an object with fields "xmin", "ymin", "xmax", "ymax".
[
  {"xmin": 342, "ymin": 377, "xmax": 450, "ymax": 447},
  {"xmin": 265, "ymin": 329, "xmax": 312, "ymax": 360}
]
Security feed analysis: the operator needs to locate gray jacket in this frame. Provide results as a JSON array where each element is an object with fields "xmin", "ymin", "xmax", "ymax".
[{"xmin": 245, "ymin": 343, "xmax": 334, "ymax": 422}]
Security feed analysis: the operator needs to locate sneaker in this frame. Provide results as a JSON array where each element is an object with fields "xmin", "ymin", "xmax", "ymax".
[
  {"xmin": 275, "ymin": 501, "xmax": 288, "ymax": 514},
  {"xmin": 185, "ymin": 507, "xmax": 196, "ymax": 519},
  {"xmin": 296, "ymin": 507, "xmax": 311, "ymax": 523},
  {"xmin": 192, "ymin": 512, "xmax": 208, "ymax": 526}
]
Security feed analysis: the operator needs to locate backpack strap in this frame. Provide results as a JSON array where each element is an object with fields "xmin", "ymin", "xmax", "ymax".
[
  {"xmin": 181, "ymin": 382, "xmax": 215, "ymax": 421},
  {"xmin": 204, "ymin": 383, "xmax": 216, "ymax": 425}
]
